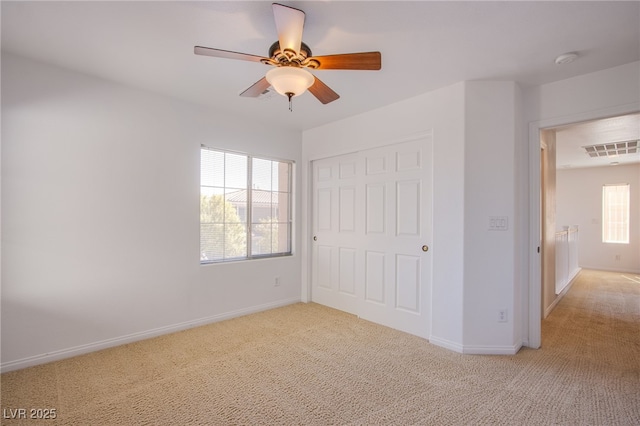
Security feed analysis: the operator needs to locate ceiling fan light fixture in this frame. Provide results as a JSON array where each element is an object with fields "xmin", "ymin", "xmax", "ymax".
[{"xmin": 266, "ymin": 66, "xmax": 314, "ymax": 98}]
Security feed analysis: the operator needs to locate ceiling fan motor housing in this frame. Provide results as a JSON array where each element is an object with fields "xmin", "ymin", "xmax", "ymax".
[{"xmin": 265, "ymin": 41, "xmax": 320, "ymax": 69}]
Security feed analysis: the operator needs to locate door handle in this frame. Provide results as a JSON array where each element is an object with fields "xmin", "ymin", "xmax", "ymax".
[
  {"xmin": 313, "ymin": 236, "xmax": 317, "ymax": 241},
  {"xmin": 421, "ymin": 245, "xmax": 429, "ymax": 252}
]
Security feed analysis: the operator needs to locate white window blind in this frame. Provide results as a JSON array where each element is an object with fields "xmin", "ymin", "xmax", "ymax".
[
  {"xmin": 602, "ymin": 183, "xmax": 630, "ymax": 244},
  {"xmin": 200, "ymin": 147, "xmax": 293, "ymax": 263}
]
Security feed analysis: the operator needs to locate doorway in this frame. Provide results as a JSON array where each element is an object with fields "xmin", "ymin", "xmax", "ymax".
[{"xmin": 530, "ymin": 109, "xmax": 640, "ymax": 348}]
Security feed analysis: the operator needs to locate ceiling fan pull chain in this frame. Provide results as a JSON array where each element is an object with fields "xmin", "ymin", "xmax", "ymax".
[{"xmin": 287, "ymin": 92, "xmax": 294, "ymax": 112}]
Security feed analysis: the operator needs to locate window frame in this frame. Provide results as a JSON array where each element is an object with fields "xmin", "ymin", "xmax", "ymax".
[
  {"xmin": 200, "ymin": 145, "xmax": 294, "ymax": 264},
  {"xmin": 602, "ymin": 183, "xmax": 630, "ymax": 244}
]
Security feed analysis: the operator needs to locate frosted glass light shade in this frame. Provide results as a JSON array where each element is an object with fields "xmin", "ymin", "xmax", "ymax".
[{"xmin": 266, "ymin": 67, "xmax": 314, "ymax": 98}]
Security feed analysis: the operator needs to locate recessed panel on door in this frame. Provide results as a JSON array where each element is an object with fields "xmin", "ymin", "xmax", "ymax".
[
  {"xmin": 340, "ymin": 161, "xmax": 356, "ymax": 179},
  {"xmin": 396, "ymin": 254, "xmax": 420, "ymax": 313},
  {"xmin": 397, "ymin": 180, "xmax": 421, "ymax": 236},
  {"xmin": 396, "ymin": 150, "xmax": 421, "ymax": 171},
  {"xmin": 366, "ymin": 156, "xmax": 386, "ymax": 175},
  {"xmin": 366, "ymin": 183, "xmax": 386, "ymax": 234},
  {"xmin": 339, "ymin": 186, "xmax": 356, "ymax": 232},
  {"xmin": 317, "ymin": 188, "xmax": 332, "ymax": 231},
  {"xmin": 365, "ymin": 251, "xmax": 385, "ymax": 304},
  {"xmin": 317, "ymin": 166, "xmax": 332, "ymax": 181},
  {"xmin": 317, "ymin": 245, "xmax": 333, "ymax": 290},
  {"xmin": 339, "ymin": 247, "xmax": 356, "ymax": 295}
]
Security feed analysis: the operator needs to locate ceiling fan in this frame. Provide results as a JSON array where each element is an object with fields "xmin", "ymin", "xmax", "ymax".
[{"xmin": 194, "ymin": 3, "xmax": 382, "ymax": 110}]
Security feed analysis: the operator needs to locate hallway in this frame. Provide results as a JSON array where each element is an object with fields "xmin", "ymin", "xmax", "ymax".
[{"xmin": 541, "ymin": 268, "xmax": 639, "ymax": 365}]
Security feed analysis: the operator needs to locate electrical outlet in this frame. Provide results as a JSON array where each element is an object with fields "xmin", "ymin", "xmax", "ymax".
[
  {"xmin": 498, "ymin": 309, "xmax": 508, "ymax": 323},
  {"xmin": 274, "ymin": 276, "xmax": 280, "ymax": 287}
]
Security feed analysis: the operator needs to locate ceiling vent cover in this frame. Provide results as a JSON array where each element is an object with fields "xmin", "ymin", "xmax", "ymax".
[{"xmin": 583, "ymin": 140, "xmax": 638, "ymax": 158}]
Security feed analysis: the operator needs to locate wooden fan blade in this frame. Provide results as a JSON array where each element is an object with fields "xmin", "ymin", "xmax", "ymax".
[
  {"xmin": 194, "ymin": 46, "xmax": 268, "ymax": 63},
  {"xmin": 272, "ymin": 3, "xmax": 305, "ymax": 55},
  {"xmin": 239, "ymin": 77, "xmax": 271, "ymax": 98},
  {"xmin": 308, "ymin": 76, "xmax": 340, "ymax": 104},
  {"xmin": 309, "ymin": 52, "xmax": 381, "ymax": 70}
]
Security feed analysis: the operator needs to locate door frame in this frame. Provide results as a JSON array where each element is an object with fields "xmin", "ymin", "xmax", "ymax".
[{"xmin": 527, "ymin": 103, "xmax": 639, "ymax": 348}]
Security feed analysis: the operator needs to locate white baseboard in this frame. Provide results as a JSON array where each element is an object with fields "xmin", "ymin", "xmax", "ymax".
[
  {"xmin": 429, "ymin": 336, "xmax": 464, "ymax": 353},
  {"xmin": 0, "ymin": 297, "xmax": 301, "ymax": 373},
  {"xmin": 462, "ymin": 342, "xmax": 522, "ymax": 355},
  {"xmin": 579, "ymin": 265, "xmax": 640, "ymax": 274},
  {"xmin": 430, "ymin": 336, "xmax": 522, "ymax": 355}
]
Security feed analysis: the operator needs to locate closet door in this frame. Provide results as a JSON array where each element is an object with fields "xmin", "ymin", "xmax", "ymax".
[
  {"xmin": 311, "ymin": 152, "xmax": 360, "ymax": 315},
  {"xmin": 311, "ymin": 136, "xmax": 433, "ymax": 338}
]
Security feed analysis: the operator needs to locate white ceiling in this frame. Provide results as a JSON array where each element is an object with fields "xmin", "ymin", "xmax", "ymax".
[
  {"xmin": 555, "ymin": 113, "xmax": 640, "ymax": 169},
  {"xmin": 2, "ymin": 1, "xmax": 639, "ymax": 142}
]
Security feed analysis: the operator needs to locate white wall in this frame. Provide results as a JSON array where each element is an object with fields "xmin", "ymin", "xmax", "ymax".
[
  {"xmin": 1, "ymin": 53, "xmax": 302, "ymax": 371},
  {"xmin": 557, "ymin": 164, "xmax": 640, "ymax": 273},
  {"xmin": 524, "ymin": 62, "xmax": 640, "ymax": 123},
  {"xmin": 463, "ymin": 81, "xmax": 521, "ymax": 352},
  {"xmin": 303, "ymin": 80, "xmax": 523, "ymax": 353}
]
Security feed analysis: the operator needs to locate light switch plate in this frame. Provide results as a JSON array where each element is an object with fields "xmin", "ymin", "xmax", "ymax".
[{"xmin": 489, "ymin": 216, "xmax": 508, "ymax": 231}]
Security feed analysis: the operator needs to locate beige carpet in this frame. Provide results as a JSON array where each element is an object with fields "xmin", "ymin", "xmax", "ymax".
[{"xmin": 1, "ymin": 269, "xmax": 639, "ymax": 425}]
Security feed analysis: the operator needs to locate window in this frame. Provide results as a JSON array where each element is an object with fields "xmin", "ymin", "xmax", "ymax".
[
  {"xmin": 200, "ymin": 147, "xmax": 292, "ymax": 263},
  {"xmin": 602, "ymin": 183, "xmax": 630, "ymax": 244}
]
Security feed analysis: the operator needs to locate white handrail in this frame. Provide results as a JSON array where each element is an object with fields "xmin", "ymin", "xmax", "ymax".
[{"xmin": 555, "ymin": 226, "xmax": 580, "ymax": 294}]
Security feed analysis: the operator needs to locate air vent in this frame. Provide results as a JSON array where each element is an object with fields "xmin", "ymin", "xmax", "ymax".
[{"xmin": 583, "ymin": 140, "xmax": 638, "ymax": 158}]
